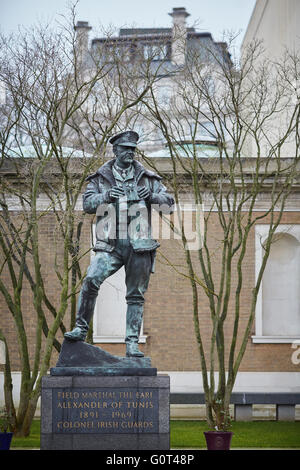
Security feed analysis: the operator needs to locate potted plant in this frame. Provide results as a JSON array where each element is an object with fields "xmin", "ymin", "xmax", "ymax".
[
  {"xmin": 203, "ymin": 401, "xmax": 233, "ymax": 450},
  {"xmin": 0, "ymin": 407, "xmax": 13, "ymax": 450}
]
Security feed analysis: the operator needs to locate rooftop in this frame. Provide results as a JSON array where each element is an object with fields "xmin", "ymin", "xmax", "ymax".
[{"xmin": 76, "ymin": 7, "xmax": 232, "ymax": 70}]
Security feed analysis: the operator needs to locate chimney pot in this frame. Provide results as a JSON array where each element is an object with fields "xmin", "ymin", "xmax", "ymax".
[
  {"xmin": 74, "ymin": 21, "xmax": 92, "ymax": 31},
  {"xmin": 168, "ymin": 7, "xmax": 190, "ymax": 18}
]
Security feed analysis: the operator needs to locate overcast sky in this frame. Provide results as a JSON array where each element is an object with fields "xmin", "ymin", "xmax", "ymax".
[{"xmin": 0, "ymin": 0, "xmax": 256, "ymax": 50}]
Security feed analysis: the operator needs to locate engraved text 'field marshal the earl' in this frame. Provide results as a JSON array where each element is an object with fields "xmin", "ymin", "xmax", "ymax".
[{"xmin": 64, "ymin": 131, "xmax": 174, "ymax": 357}]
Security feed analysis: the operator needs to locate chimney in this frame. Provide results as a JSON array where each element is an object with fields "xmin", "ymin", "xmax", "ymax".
[
  {"xmin": 74, "ymin": 21, "xmax": 92, "ymax": 67},
  {"xmin": 168, "ymin": 7, "xmax": 190, "ymax": 65}
]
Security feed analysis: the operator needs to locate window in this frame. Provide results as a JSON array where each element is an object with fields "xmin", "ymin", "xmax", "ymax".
[
  {"xmin": 93, "ymin": 266, "xmax": 127, "ymax": 342},
  {"xmin": 143, "ymin": 43, "xmax": 168, "ymax": 61},
  {"xmin": 91, "ymin": 225, "xmax": 147, "ymax": 343},
  {"xmin": 252, "ymin": 225, "xmax": 300, "ymax": 343},
  {"xmin": 103, "ymin": 44, "xmax": 132, "ymax": 62},
  {"xmin": 0, "ymin": 80, "xmax": 5, "ymax": 105},
  {"xmin": 154, "ymin": 82, "xmax": 173, "ymax": 108}
]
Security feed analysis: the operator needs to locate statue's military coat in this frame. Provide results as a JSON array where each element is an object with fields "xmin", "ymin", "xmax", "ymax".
[{"xmin": 83, "ymin": 159, "xmax": 174, "ymax": 256}]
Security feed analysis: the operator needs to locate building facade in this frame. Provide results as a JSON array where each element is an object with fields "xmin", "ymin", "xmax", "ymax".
[{"xmin": 1, "ymin": 5, "xmax": 300, "ymax": 419}]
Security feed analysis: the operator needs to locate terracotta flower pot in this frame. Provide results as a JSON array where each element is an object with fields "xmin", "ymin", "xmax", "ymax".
[
  {"xmin": 204, "ymin": 431, "xmax": 233, "ymax": 450},
  {"xmin": 0, "ymin": 432, "xmax": 13, "ymax": 450}
]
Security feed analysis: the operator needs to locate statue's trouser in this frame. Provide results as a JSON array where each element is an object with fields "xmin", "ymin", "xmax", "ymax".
[{"xmin": 74, "ymin": 238, "xmax": 152, "ymax": 346}]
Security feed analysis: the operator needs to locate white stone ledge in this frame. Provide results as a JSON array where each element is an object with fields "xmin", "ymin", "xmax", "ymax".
[
  {"xmin": 93, "ymin": 335, "xmax": 147, "ymax": 344},
  {"xmin": 159, "ymin": 371, "xmax": 300, "ymax": 393},
  {"xmin": 251, "ymin": 336, "xmax": 300, "ymax": 344}
]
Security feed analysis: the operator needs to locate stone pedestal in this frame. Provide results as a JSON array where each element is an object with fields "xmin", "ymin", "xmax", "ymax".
[
  {"xmin": 41, "ymin": 374, "xmax": 170, "ymax": 450},
  {"xmin": 234, "ymin": 404, "xmax": 252, "ymax": 421},
  {"xmin": 41, "ymin": 341, "xmax": 170, "ymax": 450},
  {"xmin": 276, "ymin": 404, "xmax": 295, "ymax": 421}
]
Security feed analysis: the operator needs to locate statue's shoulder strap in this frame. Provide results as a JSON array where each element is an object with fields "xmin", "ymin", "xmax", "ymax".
[
  {"xmin": 134, "ymin": 161, "xmax": 162, "ymax": 181},
  {"xmin": 143, "ymin": 168, "xmax": 162, "ymax": 180},
  {"xmin": 86, "ymin": 161, "xmax": 113, "ymax": 183},
  {"xmin": 86, "ymin": 172, "xmax": 98, "ymax": 182},
  {"xmin": 85, "ymin": 171, "xmax": 105, "ymax": 184}
]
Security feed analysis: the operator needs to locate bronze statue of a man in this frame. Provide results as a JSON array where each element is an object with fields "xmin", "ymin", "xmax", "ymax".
[{"xmin": 64, "ymin": 131, "xmax": 174, "ymax": 357}]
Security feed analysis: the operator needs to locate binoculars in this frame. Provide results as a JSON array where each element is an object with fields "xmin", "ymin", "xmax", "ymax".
[{"xmin": 123, "ymin": 181, "xmax": 140, "ymax": 202}]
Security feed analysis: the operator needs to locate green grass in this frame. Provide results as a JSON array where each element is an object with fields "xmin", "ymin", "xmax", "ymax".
[
  {"xmin": 8, "ymin": 419, "xmax": 300, "ymax": 449},
  {"xmin": 10, "ymin": 419, "xmax": 40, "ymax": 448},
  {"xmin": 170, "ymin": 420, "xmax": 300, "ymax": 448}
]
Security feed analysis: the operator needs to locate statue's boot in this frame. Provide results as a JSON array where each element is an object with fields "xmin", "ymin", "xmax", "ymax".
[
  {"xmin": 64, "ymin": 280, "xmax": 98, "ymax": 342},
  {"xmin": 125, "ymin": 303, "xmax": 144, "ymax": 357},
  {"xmin": 64, "ymin": 326, "xmax": 87, "ymax": 342}
]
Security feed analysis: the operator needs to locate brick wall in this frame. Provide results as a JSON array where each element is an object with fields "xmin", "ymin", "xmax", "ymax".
[{"xmin": 1, "ymin": 210, "xmax": 300, "ymax": 374}]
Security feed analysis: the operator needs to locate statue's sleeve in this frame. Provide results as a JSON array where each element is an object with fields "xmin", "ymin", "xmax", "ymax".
[
  {"xmin": 150, "ymin": 179, "xmax": 174, "ymax": 211},
  {"xmin": 82, "ymin": 177, "xmax": 109, "ymax": 214}
]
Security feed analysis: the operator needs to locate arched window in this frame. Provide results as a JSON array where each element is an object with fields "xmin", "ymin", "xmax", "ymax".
[{"xmin": 253, "ymin": 225, "xmax": 300, "ymax": 343}]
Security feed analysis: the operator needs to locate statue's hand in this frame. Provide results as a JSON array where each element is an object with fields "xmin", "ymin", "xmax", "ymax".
[
  {"xmin": 109, "ymin": 186, "xmax": 126, "ymax": 200},
  {"xmin": 103, "ymin": 186, "xmax": 125, "ymax": 202},
  {"xmin": 137, "ymin": 186, "xmax": 151, "ymax": 201}
]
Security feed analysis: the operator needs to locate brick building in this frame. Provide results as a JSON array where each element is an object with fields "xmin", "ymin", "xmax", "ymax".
[{"xmin": 1, "ymin": 4, "xmax": 300, "ymax": 419}]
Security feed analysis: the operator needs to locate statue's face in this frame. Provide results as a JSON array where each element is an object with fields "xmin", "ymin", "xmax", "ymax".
[{"xmin": 114, "ymin": 145, "xmax": 136, "ymax": 168}]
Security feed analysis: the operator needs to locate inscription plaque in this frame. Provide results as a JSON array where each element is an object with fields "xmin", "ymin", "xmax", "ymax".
[{"xmin": 52, "ymin": 387, "xmax": 159, "ymax": 433}]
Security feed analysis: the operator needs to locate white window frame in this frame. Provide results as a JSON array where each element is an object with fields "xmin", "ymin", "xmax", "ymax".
[{"xmin": 252, "ymin": 224, "xmax": 300, "ymax": 344}]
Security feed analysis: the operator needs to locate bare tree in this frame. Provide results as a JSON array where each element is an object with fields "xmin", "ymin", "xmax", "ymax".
[
  {"xmin": 138, "ymin": 38, "xmax": 300, "ymax": 430},
  {"xmin": 0, "ymin": 6, "xmax": 166, "ymax": 436}
]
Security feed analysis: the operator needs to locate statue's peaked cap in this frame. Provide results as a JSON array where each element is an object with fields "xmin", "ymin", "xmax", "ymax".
[{"xmin": 109, "ymin": 130, "xmax": 139, "ymax": 147}]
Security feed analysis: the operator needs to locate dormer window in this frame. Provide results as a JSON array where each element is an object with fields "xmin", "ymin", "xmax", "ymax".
[
  {"xmin": 104, "ymin": 44, "xmax": 132, "ymax": 62},
  {"xmin": 143, "ymin": 43, "xmax": 169, "ymax": 61}
]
